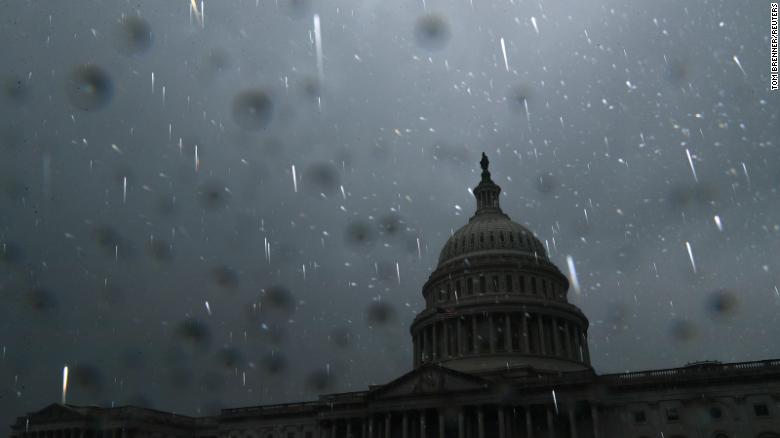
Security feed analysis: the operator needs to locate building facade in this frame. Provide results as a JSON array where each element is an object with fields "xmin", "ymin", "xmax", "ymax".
[{"xmin": 11, "ymin": 154, "xmax": 780, "ymax": 438}]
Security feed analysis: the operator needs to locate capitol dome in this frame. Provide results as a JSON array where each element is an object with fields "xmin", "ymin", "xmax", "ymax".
[{"xmin": 411, "ymin": 153, "xmax": 590, "ymax": 376}]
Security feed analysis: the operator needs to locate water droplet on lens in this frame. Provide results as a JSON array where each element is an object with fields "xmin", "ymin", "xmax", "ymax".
[
  {"xmin": 66, "ymin": 64, "xmax": 113, "ymax": 111},
  {"xmin": 366, "ymin": 301, "xmax": 395, "ymax": 325},
  {"xmin": 175, "ymin": 318, "xmax": 211, "ymax": 350},
  {"xmin": 670, "ymin": 319, "xmax": 696, "ymax": 342},
  {"xmin": 115, "ymin": 16, "xmax": 153, "ymax": 54},
  {"xmin": 303, "ymin": 162, "xmax": 340, "ymax": 195},
  {"xmin": 415, "ymin": 14, "xmax": 451, "ymax": 50},
  {"xmin": 535, "ymin": 172, "xmax": 558, "ymax": 195},
  {"xmin": 344, "ymin": 220, "xmax": 376, "ymax": 253},
  {"xmin": 305, "ymin": 368, "xmax": 334, "ymax": 392},
  {"xmin": 211, "ymin": 265, "xmax": 239, "ymax": 290},
  {"xmin": 232, "ymin": 90, "xmax": 273, "ymax": 131},
  {"xmin": 70, "ymin": 363, "xmax": 104, "ymax": 395},
  {"xmin": 707, "ymin": 289, "xmax": 739, "ymax": 319}
]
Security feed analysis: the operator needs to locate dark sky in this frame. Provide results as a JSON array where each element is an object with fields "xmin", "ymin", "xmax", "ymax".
[{"xmin": 1, "ymin": 0, "xmax": 779, "ymax": 428}]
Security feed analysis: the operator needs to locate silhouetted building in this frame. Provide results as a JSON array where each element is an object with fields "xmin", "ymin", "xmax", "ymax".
[{"xmin": 11, "ymin": 154, "xmax": 780, "ymax": 437}]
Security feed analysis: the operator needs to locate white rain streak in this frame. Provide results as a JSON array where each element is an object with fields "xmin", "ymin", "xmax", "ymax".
[
  {"xmin": 551, "ymin": 389, "xmax": 559, "ymax": 415},
  {"xmin": 500, "ymin": 37, "xmax": 509, "ymax": 71},
  {"xmin": 713, "ymin": 215, "xmax": 723, "ymax": 231},
  {"xmin": 62, "ymin": 365, "xmax": 69, "ymax": 404},
  {"xmin": 685, "ymin": 149, "xmax": 698, "ymax": 182},
  {"xmin": 732, "ymin": 55, "xmax": 746, "ymax": 76},
  {"xmin": 566, "ymin": 255, "xmax": 581, "ymax": 294},
  {"xmin": 151, "ymin": 72, "xmax": 155, "ymax": 94},
  {"xmin": 194, "ymin": 145, "xmax": 200, "ymax": 172},
  {"xmin": 741, "ymin": 162, "xmax": 750, "ymax": 186},
  {"xmin": 685, "ymin": 241, "xmax": 697, "ymax": 274},
  {"xmin": 122, "ymin": 176, "xmax": 127, "ymax": 204},
  {"xmin": 205, "ymin": 301, "xmax": 212, "ymax": 316},
  {"xmin": 530, "ymin": 16, "xmax": 539, "ymax": 35},
  {"xmin": 291, "ymin": 165, "xmax": 298, "ymax": 193},
  {"xmin": 313, "ymin": 15, "xmax": 324, "ymax": 83},
  {"xmin": 396, "ymin": 262, "xmax": 401, "ymax": 285}
]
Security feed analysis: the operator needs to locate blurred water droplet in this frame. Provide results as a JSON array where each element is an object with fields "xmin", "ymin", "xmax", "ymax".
[
  {"xmin": 66, "ymin": 64, "xmax": 113, "ymax": 111},
  {"xmin": 415, "ymin": 14, "xmax": 451, "ymax": 50},
  {"xmin": 115, "ymin": 16, "xmax": 153, "ymax": 55},
  {"xmin": 231, "ymin": 90, "xmax": 273, "ymax": 131},
  {"xmin": 366, "ymin": 301, "xmax": 396, "ymax": 325}
]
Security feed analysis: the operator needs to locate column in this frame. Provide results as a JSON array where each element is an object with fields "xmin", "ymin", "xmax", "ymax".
[
  {"xmin": 457, "ymin": 319, "xmax": 463, "ymax": 356},
  {"xmin": 551, "ymin": 317, "xmax": 560, "ymax": 357},
  {"xmin": 522, "ymin": 314, "xmax": 530, "ymax": 353},
  {"xmin": 546, "ymin": 408, "xmax": 555, "ymax": 438},
  {"xmin": 525, "ymin": 407, "xmax": 534, "ymax": 438},
  {"xmin": 505, "ymin": 315, "xmax": 512, "ymax": 352},
  {"xmin": 568, "ymin": 405, "xmax": 578, "ymax": 438},
  {"xmin": 472, "ymin": 316, "xmax": 478, "ymax": 352},
  {"xmin": 438, "ymin": 410, "xmax": 445, "ymax": 438},
  {"xmin": 477, "ymin": 407, "xmax": 485, "ymax": 438},
  {"xmin": 402, "ymin": 412, "xmax": 408, "ymax": 438},
  {"xmin": 420, "ymin": 410, "xmax": 426, "ymax": 438},
  {"xmin": 488, "ymin": 315, "xmax": 496, "ymax": 353},
  {"xmin": 385, "ymin": 413, "xmax": 391, "ymax": 438},
  {"xmin": 414, "ymin": 335, "xmax": 420, "ymax": 365},
  {"xmin": 498, "ymin": 407, "xmax": 506, "ymax": 438},
  {"xmin": 457, "ymin": 408, "xmax": 465, "ymax": 438},
  {"xmin": 590, "ymin": 404, "xmax": 600, "ymax": 438},
  {"xmin": 537, "ymin": 316, "xmax": 546, "ymax": 355},
  {"xmin": 566, "ymin": 322, "xmax": 574, "ymax": 359},
  {"xmin": 332, "ymin": 421, "xmax": 337, "ymax": 438},
  {"xmin": 369, "ymin": 415, "xmax": 374, "ymax": 438},
  {"xmin": 443, "ymin": 322, "xmax": 449, "ymax": 358},
  {"xmin": 347, "ymin": 420, "xmax": 353, "ymax": 438}
]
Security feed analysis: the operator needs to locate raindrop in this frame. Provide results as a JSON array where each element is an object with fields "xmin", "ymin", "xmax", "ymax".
[
  {"xmin": 344, "ymin": 220, "xmax": 376, "ymax": 253},
  {"xmin": 2, "ymin": 74, "xmax": 30, "ymax": 104},
  {"xmin": 329, "ymin": 327, "xmax": 352, "ymax": 349},
  {"xmin": 305, "ymin": 368, "xmax": 334, "ymax": 392},
  {"xmin": 198, "ymin": 180, "xmax": 231, "ymax": 210},
  {"xmin": 0, "ymin": 241, "xmax": 24, "ymax": 265},
  {"xmin": 378, "ymin": 213, "xmax": 403, "ymax": 236},
  {"xmin": 65, "ymin": 64, "xmax": 113, "ymax": 111},
  {"xmin": 670, "ymin": 319, "xmax": 696, "ymax": 342},
  {"xmin": 506, "ymin": 86, "xmax": 531, "ymax": 114},
  {"xmin": 69, "ymin": 364, "xmax": 104, "ymax": 395},
  {"xmin": 534, "ymin": 172, "xmax": 558, "ymax": 195},
  {"xmin": 215, "ymin": 346, "xmax": 245, "ymax": 369},
  {"xmin": 231, "ymin": 90, "xmax": 273, "ymax": 131},
  {"xmin": 114, "ymin": 16, "xmax": 153, "ymax": 55},
  {"xmin": 211, "ymin": 265, "xmax": 239, "ymax": 290},
  {"xmin": 414, "ymin": 14, "xmax": 451, "ymax": 50},
  {"xmin": 175, "ymin": 318, "xmax": 212, "ymax": 350},
  {"xmin": 25, "ymin": 287, "xmax": 58, "ymax": 313},
  {"xmin": 366, "ymin": 301, "xmax": 396, "ymax": 325},
  {"xmin": 303, "ymin": 162, "xmax": 340, "ymax": 195},
  {"xmin": 260, "ymin": 352, "xmax": 288, "ymax": 375},
  {"xmin": 261, "ymin": 286, "xmax": 296, "ymax": 317},
  {"xmin": 146, "ymin": 238, "xmax": 173, "ymax": 263},
  {"xmin": 706, "ymin": 289, "xmax": 739, "ymax": 319}
]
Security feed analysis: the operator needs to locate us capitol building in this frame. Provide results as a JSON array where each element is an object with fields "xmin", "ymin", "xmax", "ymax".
[{"xmin": 11, "ymin": 155, "xmax": 780, "ymax": 437}]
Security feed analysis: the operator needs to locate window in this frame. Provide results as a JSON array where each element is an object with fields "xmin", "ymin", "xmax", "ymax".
[
  {"xmin": 305, "ymin": 432, "xmax": 313, "ymax": 438},
  {"xmin": 519, "ymin": 275, "xmax": 525, "ymax": 292},
  {"xmin": 633, "ymin": 410, "xmax": 646, "ymax": 423},
  {"xmin": 506, "ymin": 274, "xmax": 513, "ymax": 292},
  {"xmin": 467, "ymin": 278, "xmax": 474, "ymax": 295},
  {"xmin": 710, "ymin": 406, "xmax": 722, "ymax": 419},
  {"xmin": 531, "ymin": 277, "xmax": 537, "ymax": 294},
  {"xmin": 492, "ymin": 276, "xmax": 499, "ymax": 292},
  {"xmin": 666, "ymin": 407, "xmax": 679, "ymax": 421},
  {"xmin": 754, "ymin": 403, "xmax": 770, "ymax": 417},
  {"xmin": 480, "ymin": 276, "xmax": 486, "ymax": 294}
]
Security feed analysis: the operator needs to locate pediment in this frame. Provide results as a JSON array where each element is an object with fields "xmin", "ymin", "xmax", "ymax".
[
  {"xmin": 32, "ymin": 404, "xmax": 87, "ymax": 421},
  {"xmin": 371, "ymin": 364, "xmax": 489, "ymax": 399}
]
